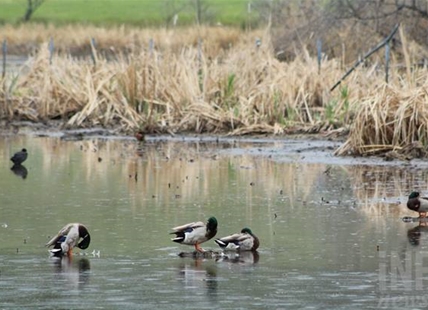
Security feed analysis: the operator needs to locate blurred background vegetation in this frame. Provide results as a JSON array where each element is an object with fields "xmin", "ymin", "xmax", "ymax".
[
  {"xmin": 3, "ymin": 0, "xmax": 428, "ymax": 62},
  {"xmin": 3, "ymin": 1, "xmax": 428, "ymax": 156}
]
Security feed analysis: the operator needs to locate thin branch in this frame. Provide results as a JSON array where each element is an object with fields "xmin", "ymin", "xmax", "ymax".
[{"xmin": 330, "ymin": 23, "xmax": 399, "ymax": 92}]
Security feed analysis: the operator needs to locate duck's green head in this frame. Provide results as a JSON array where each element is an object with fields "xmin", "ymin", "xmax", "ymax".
[
  {"xmin": 241, "ymin": 227, "xmax": 253, "ymax": 235},
  {"xmin": 207, "ymin": 217, "xmax": 218, "ymax": 231},
  {"xmin": 409, "ymin": 192, "xmax": 420, "ymax": 199},
  {"xmin": 77, "ymin": 225, "xmax": 91, "ymax": 250}
]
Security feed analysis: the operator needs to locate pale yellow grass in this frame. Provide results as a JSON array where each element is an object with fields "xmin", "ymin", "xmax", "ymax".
[
  {"xmin": 1, "ymin": 27, "xmax": 352, "ymax": 134},
  {"xmin": 335, "ymin": 81, "xmax": 428, "ymax": 156},
  {"xmin": 0, "ymin": 24, "xmax": 246, "ymax": 57},
  {"xmin": 1, "ymin": 24, "xmax": 428, "ymax": 146}
]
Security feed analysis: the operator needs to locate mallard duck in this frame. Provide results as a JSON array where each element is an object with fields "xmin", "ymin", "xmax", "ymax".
[
  {"xmin": 170, "ymin": 217, "xmax": 218, "ymax": 252},
  {"xmin": 10, "ymin": 148, "xmax": 28, "ymax": 165},
  {"xmin": 214, "ymin": 227, "xmax": 259, "ymax": 252},
  {"xmin": 46, "ymin": 223, "xmax": 91, "ymax": 257},
  {"xmin": 407, "ymin": 192, "xmax": 428, "ymax": 218}
]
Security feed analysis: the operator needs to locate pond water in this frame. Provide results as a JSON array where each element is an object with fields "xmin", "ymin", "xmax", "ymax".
[{"xmin": 1, "ymin": 134, "xmax": 428, "ymax": 309}]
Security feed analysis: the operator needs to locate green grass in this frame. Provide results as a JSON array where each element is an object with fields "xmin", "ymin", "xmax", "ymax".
[{"xmin": 0, "ymin": 0, "xmax": 258, "ymax": 27}]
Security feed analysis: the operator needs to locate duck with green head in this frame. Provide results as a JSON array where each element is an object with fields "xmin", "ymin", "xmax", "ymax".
[
  {"xmin": 407, "ymin": 192, "xmax": 428, "ymax": 218},
  {"xmin": 215, "ymin": 227, "xmax": 259, "ymax": 252},
  {"xmin": 170, "ymin": 217, "xmax": 218, "ymax": 252},
  {"xmin": 46, "ymin": 223, "xmax": 91, "ymax": 257}
]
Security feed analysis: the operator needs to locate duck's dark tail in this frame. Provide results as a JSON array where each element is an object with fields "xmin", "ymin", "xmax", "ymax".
[
  {"xmin": 49, "ymin": 236, "xmax": 66, "ymax": 257},
  {"xmin": 214, "ymin": 239, "xmax": 228, "ymax": 248},
  {"xmin": 171, "ymin": 232, "xmax": 185, "ymax": 243}
]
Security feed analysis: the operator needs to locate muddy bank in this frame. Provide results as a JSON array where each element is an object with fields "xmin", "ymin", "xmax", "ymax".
[{"xmin": 2, "ymin": 120, "xmax": 427, "ymax": 169}]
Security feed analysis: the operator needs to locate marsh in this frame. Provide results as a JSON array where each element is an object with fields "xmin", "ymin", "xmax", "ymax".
[{"xmin": 0, "ymin": 134, "xmax": 427, "ymax": 309}]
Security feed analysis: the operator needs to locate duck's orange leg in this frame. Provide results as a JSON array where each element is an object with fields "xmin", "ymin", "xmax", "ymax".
[
  {"xmin": 194, "ymin": 243, "xmax": 204, "ymax": 253},
  {"xmin": 67, "ymin": 249, "xmax": 73, "ymax": 257}
]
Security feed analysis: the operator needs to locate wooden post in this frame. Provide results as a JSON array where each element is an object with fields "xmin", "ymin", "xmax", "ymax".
[
  {"xmin": 197, "ymin": 38, "xmax": 203, "ymax": 93},
  {"xmin": 149, "ymin": 38, "xmax": 154, "ymax": 56},
  {"xmin": 197, "ymin": 38, "xmax": 202, "ymax": 63},
  {"xmin": 2, "ymin": 39, "xmax": 6, "ymax": 79},
  {"xmin": 385, "ymin": 42, "xmax": 390, "ymax": 84},
  {"xmin": 316, "ymin": 38, "xmax": 322, "ymax": 74},
  {"xmin": 2, "ymin": 39, "xmax": 7, "ymax": 118},
  {"xmin": 48, "ymin": 37, "xmax": 54, "ymax": 65},
  {"xmin": 90, "ymin": 38, "xmax": 97, "ymax": 66}
]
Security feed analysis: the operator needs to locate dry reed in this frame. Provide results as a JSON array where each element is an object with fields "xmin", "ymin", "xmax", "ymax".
[
  {"xmin": 0, "ymin": 24, "xmax": 246, "ymax": 58},
  {"xmin": 2, "ymin": 24, "xmax": 428, "ymax": 156},
  {"xmin": 334, "ymin": 83, "xmax": 428, "ymax": 157},
  {"xmin": 1, "ymin": 26, "xmax": 351, "ymax": 135}
]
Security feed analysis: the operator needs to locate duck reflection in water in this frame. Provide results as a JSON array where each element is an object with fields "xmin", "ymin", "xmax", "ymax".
[
  {"xmin": 407, "ymin": 222, "xmax": 428, "ymax": 246},
  {"xmin": 216, "ymin": 251, "xmax": 260, "ymax": 265},
  {"xmin": 10, "ymin": 164, "xmax": 28, "ymax": 179},
  {"xmin": 50, "ymin": 256, "xmax": 91, "ymax": 290},
  {"xmin": 176, "ymin": 258, "xmax": 218, "ymax": 300}
]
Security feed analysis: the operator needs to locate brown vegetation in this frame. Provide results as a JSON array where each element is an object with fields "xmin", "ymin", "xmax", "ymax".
[
  {"xmin": 0, "ymin": 24, "xmax": 244, "ymax": 58},
  {"xmin": 1, "ymin": 22, "xmax": 428, "ymax": 158},
  {"xmin": 0, "ymin": 26, "xmax": 354, "ymax": 135},
  {"xmin": 334, "ymin": 84, "xmax": 428, "ymax": 157}
]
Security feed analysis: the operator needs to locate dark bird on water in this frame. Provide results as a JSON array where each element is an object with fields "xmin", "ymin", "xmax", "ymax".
[{"xmin": 10, "ymin": 148, "xmax": 28, "ymax": 165}]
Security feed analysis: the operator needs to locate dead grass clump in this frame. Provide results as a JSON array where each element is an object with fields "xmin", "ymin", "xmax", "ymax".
[
  {"xmin": 335, "ymin": 84, "xmax": 428, "ymax": 157},
  {"xmin": 1, "ymin": 25, "xmax": 415, "ymax": 137},
  {"xmin": 2, "ymin": 43, "xmax": 144, "ymax": 131},
  {"xmin": 0, "ymin": 32, "xmax": 357, "ymax": 135}
]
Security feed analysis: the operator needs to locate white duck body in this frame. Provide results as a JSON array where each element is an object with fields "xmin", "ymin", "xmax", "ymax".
[
  {"xmin": 215, "ymin": 228, "xmax": 259, "ymax": 251},
  {"xmin": 46, "ymin": 223, "xmax": 91, "ymax": 256},
  {"xmin": 170, "ymin": 217, "xmax": 218, "ymax": 252}
]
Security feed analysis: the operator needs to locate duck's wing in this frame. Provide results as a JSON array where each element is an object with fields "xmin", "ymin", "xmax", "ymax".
[
  {"xmin": 45, "ymin": 223, "xmax": 75, "ymax": 247},
  {"xmin": 217, "ymin": 232, "xmax": 249, "ymax": 242},
  {"xmin": 171, "ymin": 221, "xmax": 205, "ymax": 233},
  {"xmin": 216, "ymin": 232, "xmax": 256, "ymax": 250}
]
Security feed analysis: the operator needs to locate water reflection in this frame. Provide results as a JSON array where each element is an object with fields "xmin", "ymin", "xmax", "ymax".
[
  {"xmin": 407, "ymin": 223, "xmax": 428, "ymax": 246},
  {"xmin": 216, "ymin": 251, "xmax": 260, "ymax": 265},
  {"xmin": 50, "ymin": 256, "xmax": 91, "ymax": 290},
  {"xmin": 10, "ymin": 164, "xmax": 28, "ymax": 179},
  {"xmin": 3, "ymin": 136, "xmax": 428, "ymax": 308},
  {"xmin": 346, "ymin": 165, "xmax": 428, "ymax": 220},
  {"xmin": 176, "ymin": 258, "xmax": 218, "ymax": 300}
]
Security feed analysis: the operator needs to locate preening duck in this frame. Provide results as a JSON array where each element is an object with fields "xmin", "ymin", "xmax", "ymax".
[
  {"xmin": 170, "ymin": 217, "xmax": 218, "ymax": 252},
  {"xmin": 215, "ymin": 227, "xmax": 259, "ymax": 252},
  {"xmin": 46, "ymin": 223, "xmax": 91, "ymax": 257}
]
